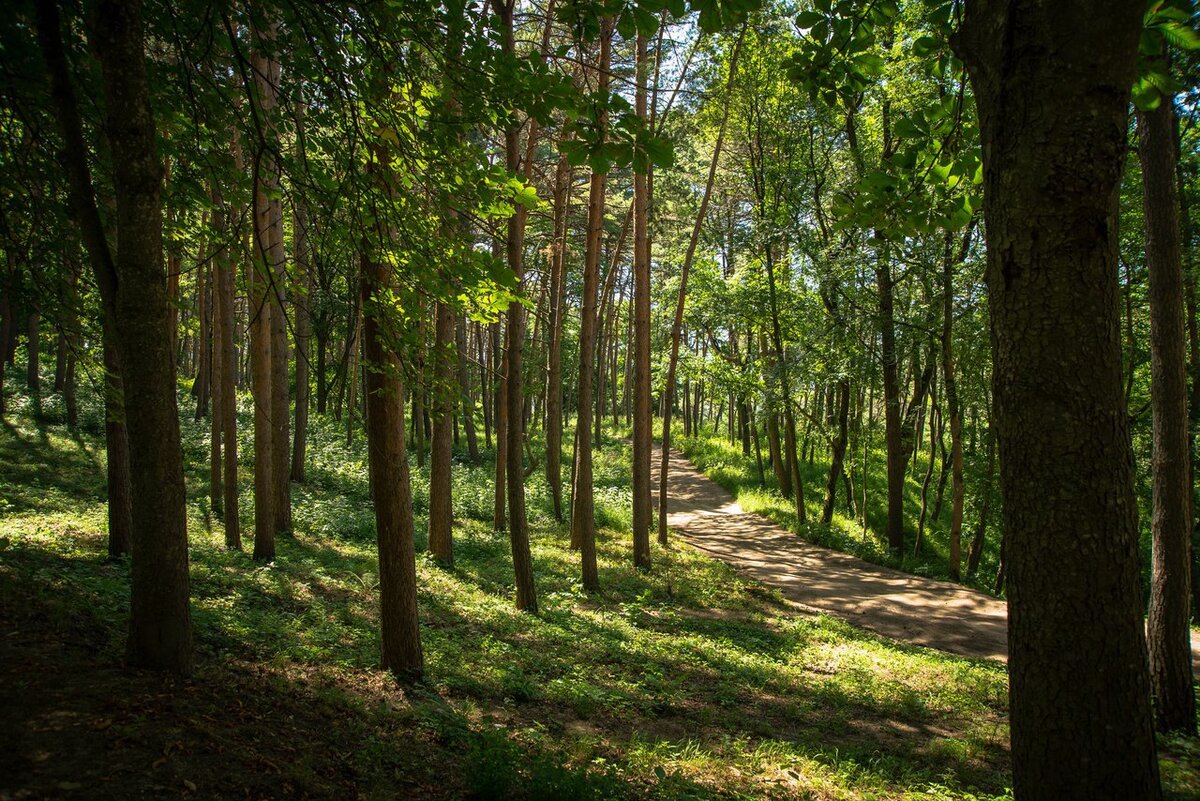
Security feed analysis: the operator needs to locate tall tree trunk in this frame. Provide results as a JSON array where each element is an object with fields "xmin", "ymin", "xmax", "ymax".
[
  {"xmin": 194, "ymin": 256, "xmax": 209, "ymax": 420},
  {"xmin": 961, "ymin": 4, "xmax": 1161, "ymax": 796},
  {"xmin": 361, "ymin": 246, "xmax": 423, "ymax": 680},
  {"xmin": 966, "ymin": 418, "xmax": 994, "ymax": 576},
  {"xmin": 39, "ymin": 0, "xmax": 192, "ymax": 673},
  {"xmin": 25, "ymin": 310, "xmax": 39, "ymax": 394},
  {"xmin": 569, "ymin": 15, "xmax": 613, "ymax": 592},
  {"xmin": 457, "ymin": 315, "xmax": 479, "ymax": 464},
  {"xmin": 942, "ymin": 224, "xmax": 973, "ymax": 581},
  {"xmin": 876, "ymin": 239, "xmax": 904, "ymax": 555},
  {"xmin": 1139, "ymin": 91, "xmax": 1196, "ymax": 735},
  {"xmin": 291, "ymin": 181, "xmax": 312, "ymax": 483},
  {"xmin": 498, "ymin": 0, "xmax": 537, "ymax": 612},
  {"xmin": 659, "ymin": 26, "xmax": 744, "ymax": 544},
  {"xmin": 213, "ymin": 187, "xmax": 240, "ymax": 549},
  {"xmin": 251, "ymin": 22, "xmax": 291, "ymax": 537},
  {"xmin": 493, "ymin": 318, "xmax": 507, "ymax": 532},
  {"xmin": 545, "ymin": 154, "xmax": 570, "ymax": 521},
  {"xmin": 821, "ymin": 378, "xmax": 850, "ymax": 525},
  {"xmin": 631, "ymin": 31, "xmax": 653, "ymax": 570},
  {"xmin": 429, "ymin": 301, "xmax": 456, "ymax": 565}
]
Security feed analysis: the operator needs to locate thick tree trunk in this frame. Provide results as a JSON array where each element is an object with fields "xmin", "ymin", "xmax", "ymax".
[
  {"xmin": 38, "ymin": 0, "xmax": 192, "ymax": 673},
  {"xmin": 1138, "ymin": 92, "xmax": 1196, "ymax": 735},
  {"xmin": 493, "ymin": 318, "xmax": 507, "ymax": 532},
  {"xmin": 961, "ymin": 3, "xmax": 1161, "ymax": 796}
]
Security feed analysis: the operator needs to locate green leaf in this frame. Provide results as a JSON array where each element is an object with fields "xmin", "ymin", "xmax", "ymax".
[
  {"xmin": 912, "ymin": 35, "xmax": 939, "ymax": 57},
  {"xmin": 796, "ymin": 10, "xmax": 823, "ymax": 27}
]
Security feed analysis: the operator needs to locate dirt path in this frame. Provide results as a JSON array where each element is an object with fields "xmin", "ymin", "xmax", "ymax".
[{"xmin": 654, "ymin": 445, "xmax": 1200, "ymax": 667}]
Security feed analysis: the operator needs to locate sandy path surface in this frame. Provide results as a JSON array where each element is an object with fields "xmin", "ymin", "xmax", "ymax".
[{"xmin": 654, "ymin": 445, "xmax": 1200, "ymax": 667}]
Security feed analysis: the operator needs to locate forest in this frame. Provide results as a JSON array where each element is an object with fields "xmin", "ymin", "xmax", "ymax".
[{"xmin": 2, "ymin": 0, "xmax": 1200, "ymax": 798}]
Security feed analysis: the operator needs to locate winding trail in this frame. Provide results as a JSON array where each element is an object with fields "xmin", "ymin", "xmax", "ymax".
[{"xmin": 653, "ymin": 445, "xmax": 1200, "ymax": 667}]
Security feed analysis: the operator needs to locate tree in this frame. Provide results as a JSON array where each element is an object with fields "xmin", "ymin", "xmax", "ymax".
[
  {"xmin": 960, "ymin": 1, "xmax": 1162, "ymax": 797},
  {"xmin": 38, "ymin": 0, "xmax": 193, "ymax": 674},
  {"xmin": 1138, "ymin": 60, "xmax": 1196, "ymax": 734}
]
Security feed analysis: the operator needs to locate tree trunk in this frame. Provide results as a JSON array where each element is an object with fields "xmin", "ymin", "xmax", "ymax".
[
  {"xmin": 821, "ymin": 378, "xmax": 850, "ymax": 525},
  {"xmin": 1139, "ymin": 91, "xmax": 1196, "ymax": 735},
  {"xmin": 39, "ymin": 0, "xmax": 192, "ymax": 673},
  {"xmin": 545, "ymin": 154, "xmax": 570, "ymax": 521},
  {"xmin": 498, "ymin": 0, "xmax": 537, "ymax": 612},
  {"xmin": 876, "ymin": 239, "xmax": 904, "ymax": 555},
  {"xmin": 960, "ymin": 3, "xmax": 1161, "ymax": 795},
  {"xmin": 457, "ymin": 315, "xmax": 479, "ymax": 464},
  {"xmin": 291, "ymin": 181, "xmax": 312, "ymax": 483},
  {"xmin": 942, "ymin": 224, "xmax": 973, "ymax": 581},
  {"xmin": 659, "ymin": 26, "xmax": 744, "ymax": 544},
  {"xmin": 361, "ymin": 246, "xmax": 423, "ymax": 680},
  {"xmin": 631, "ymin": 30, "xmax": 653, "ymax": 570},
  {"xmin": 213, "ymin": 187, "xmax": 240, "ymax": 549},
  {"xmin": 569, "ymin": 15, "xmax": 612, "ymax": 592},
  {"xmin": 429, "ymin": 301, "xmax": 456, "ymax": 565}
]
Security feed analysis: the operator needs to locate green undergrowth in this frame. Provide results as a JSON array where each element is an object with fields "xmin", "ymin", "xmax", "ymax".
[
  {"xmin": 670, "ymin": 423, "xmax": 1002, "ymax": 594},
  {"xmin": 0, "ymin": 378, "xmax": 1196, "ymax": 799}
]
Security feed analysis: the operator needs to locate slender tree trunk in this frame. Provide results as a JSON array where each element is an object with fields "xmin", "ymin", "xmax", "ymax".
[
  {"xmin": 194, "ymin": 256, "xmax": 209, "ymax": 420},
  {"xmin": 291, "ymin": 184, "xmax": 312, "ymax": 483},
  {"xmin": 658, "ymin": 27, "xmax": 744, "ymax": 544},
  {"xmin": 1139, "ymin": 91, "xmax": 1196, "ymax": 735},
  {"xmin": 251, "ymin": 23, "xmax": 291, "ymax": 537},
  {"xmin": 876, "ymin": 239, "xmax": 904, "ymax": 555},
  {"xmin": 966, "ymin": 419, "xmax": 994, "ymax": 576},
  {"xmin": 822, "ymin": 378, "xmax": 850, "ymax": 525},
  {"xmin": 631, "ymin": 31, "xmax": 653, "ymax": 569},
  {"xmin": 569, "ymin": 15, "xmax": 612, "ymax": 592},
  {"xmin": 25, "ymin": 310, "xmax": 39, "ymax": 394},
  {"xmin": 429, "ymin": 301, "xmax": 456, "ymax": 565},
  {"xmin": 361, "ymin": 245, "xmax": 423, "ymax": 680},
  {"xmin": 497, "ymin": 0, "xmax": 537, "ymax": 612},
  {"xmin": 493, "ymin": 318, "xmax": 507, "ymax": 532},
  {"xmin": 457, "ymin": 315, "xmax": 479, "ymax": 464},
  {"xmin": 545, "ymin": 154, "xmax": 570, "ymax": 521},
  {"xmin": 961, "ymin": 4, "xmax": 1161, "ymax": 795},
  {"xmin": 942, "ymin": 225, "xmax": 973, "ymax": 581},
  {"xmin": 213, "ymin": 187, "xmax": 240, "ymax": 549}
]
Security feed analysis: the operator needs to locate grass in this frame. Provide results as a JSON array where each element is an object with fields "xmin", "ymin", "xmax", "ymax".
[{"xmin": 0, "ymin": 375, "xmax": 1197, "ymax": 799}]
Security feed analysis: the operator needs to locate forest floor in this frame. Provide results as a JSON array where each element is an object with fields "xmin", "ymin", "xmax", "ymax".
[
  {"xmin": 2, "ymin": 386, "xmax": 1200, "ymax": 800},
  {"xmin": 653, "ymin": 445, "xmax": 1007, "ymax": 663},
  {"xmin": 655, "ymin": 445, "xmax": 1200, "ymax": 669}
]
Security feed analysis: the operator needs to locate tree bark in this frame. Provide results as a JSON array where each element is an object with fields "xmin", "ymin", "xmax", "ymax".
[
  {"xmin": 1139, "ymin": 91, "xmax": 1196, "ymax": 735},
  {"xmin": 429, "ymin": 301, "xmax": 456, "ymax": 565},
  {"xmin": 545, "ymin": 154, "xmax": 570, "ymax": 521},
  {"xmin": 960, "ymin": 2, "xmax": 1161, "ymax": 795},
  {"xmin": 569, "ymin": 15, "xmax": 612, "ymax": 592},
  {"xmin": 361, "ymin": 246, "xmax": 423, "ymax": 680},
  {"xmin": 39, "ymin": 0, "xmax": 192, "ymax": 673}
]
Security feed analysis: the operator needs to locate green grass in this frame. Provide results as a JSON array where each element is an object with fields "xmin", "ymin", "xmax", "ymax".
[
  {"xmin": 0, "ymin": 376, "xmax": 1196, "ymax": 800},
  {"xmin": 670, "ymin": 422, "xmax": 1002, "ymax": 593}
]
